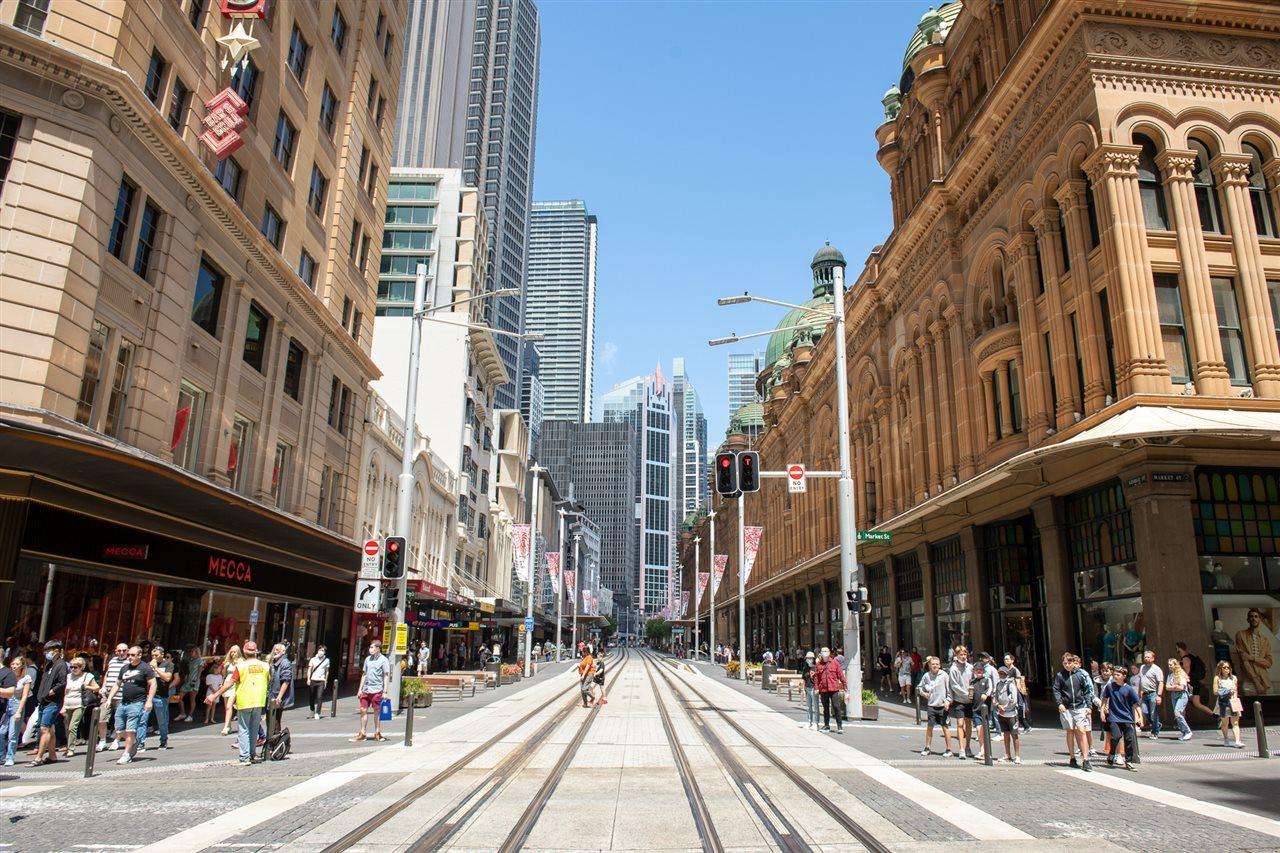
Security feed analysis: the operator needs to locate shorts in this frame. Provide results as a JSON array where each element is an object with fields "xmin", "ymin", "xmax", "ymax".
[
  {"xmin": 997, "ymin": 716, "xmax": 1017, "ymax": 734},
  {"xmin": 1216, "ymin": 695, "xmax": 1239, "ymax": 718},
  {"xmin": 37, "ymin": 703, "xmax": 60, "ymax": 728},
  {"xmin": 951, "ymin": 702, "xmax": 973, "ymax": 720},
  {"xmin": 972, "ymin": 704, "xmax": 993, "ymax": 726},
  {"xmin": 358, "ymin": 692, "xmax": 383, "ymax": 711},
  {"xmin": 926, "ymin": 707, "xmax": 947, "ymax": 726},
  {"xmin": 898, "ymin": 674, "xmax": 912, "ymax": 687},
  {"xmin": 1059, "ymin": 707, "xmax": 1092, "ymax": 731},
  {"xmin": 114, "ymin": 700, "xmax": 146, "ymax": 733}
]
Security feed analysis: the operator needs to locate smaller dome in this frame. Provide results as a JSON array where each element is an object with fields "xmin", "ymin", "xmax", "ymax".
[
  {"xmin": 727, "ymin": 402, "xmax": 765, "ymax": 437},
  {"xmin": 811, "ymin": 242, "xmax": 846, "ymax": 268}
]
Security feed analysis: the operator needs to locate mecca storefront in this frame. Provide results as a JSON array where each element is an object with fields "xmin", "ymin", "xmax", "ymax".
[{"xmin": 0, "ymin": 417, "xmax": 360, "ymax": 675}]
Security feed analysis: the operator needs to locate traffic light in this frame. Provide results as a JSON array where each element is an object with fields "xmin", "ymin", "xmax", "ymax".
[
  {"xmin": 382, "ymin": 536, "xmax": 406, "ymax": 579},
  {"xmin": 714, "ymin": 451, "xmax": 739, "ymax": 495},
  {"xmin": 738, "ymin": 451, "xmax": 760, "ymax": 493},
  {"xmin": 380, "ymin": 583, "xmax": 401, "ymax": 613},
  {"xmin": 845, "ymin": 586, "xmax": 870, "ymax": 613}
]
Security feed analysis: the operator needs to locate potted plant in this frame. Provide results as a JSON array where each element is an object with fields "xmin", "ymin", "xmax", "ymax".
[
  {"xmin": 725, "ymin": 660, "xmax": 740, "ymax": 677},
  {"xmin": 500, "ymin": 663, "xmax": 522, "ymax": 685},
  {"xmin": 860, "ymin": 689, "xmax": 879, "ymax": 720},
  {"xmin": 401, "ymin": 677, "xmax": 433, "ymax": 709}
]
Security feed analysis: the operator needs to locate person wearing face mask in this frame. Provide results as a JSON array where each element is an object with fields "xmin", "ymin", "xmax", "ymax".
[
  {"xmin": 29, "ymin": 640, "xmax": 68, "ymax": 766},
  {"xmin": 812, "ymin": 647, "xmax": 847, "ymax": 734},
  {"xmin": 307, "ymin": 646, "xmax": 330, "ymax": 720},
  {"xmin": 352, "ymin": 641, "xmax": 390, "ymax": 742}
]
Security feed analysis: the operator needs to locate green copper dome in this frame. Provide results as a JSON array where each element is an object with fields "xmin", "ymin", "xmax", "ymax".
[
  {"xmin": 762, "ymin": 243, "xmax": 844, "ymax": 371},
  {"xmin": 902, "ymin": 2, "xmax": 961, "ymax": 70},
  {"xmin": 728, "ymin": 401, "xmax": 764, "ymax": 436}
]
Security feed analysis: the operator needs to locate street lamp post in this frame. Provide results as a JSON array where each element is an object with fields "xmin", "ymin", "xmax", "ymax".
[
  {"xmin": 524, "ymin": 464, "xmax": 545, "ymax": 678},
  {"xmin": 709, "ymin": 491, "xmax": 716, "ymax": 664},
  {"xmin": 693, "ymin": 536, "xmax": 701, "ymax": 661},
  {"xmin": 570, "ymin": 532, "xmax": 581, "ymax": 655},
  {"xmin": 555, "ymin": 506, "xmax": 567, "ymax": 663},
  {"xmin": 737, "ymin": 494, "xmax": 747, "ymax": 682}
]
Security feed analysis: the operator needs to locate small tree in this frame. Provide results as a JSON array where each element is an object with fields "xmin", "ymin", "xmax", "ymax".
[
  {"xmin": 604, "ymin": 614, "xmax": 618, "ymax": 638},
  {"xmin": 645, "ymin": 617, "xmax": 672, "ymax": 643}
]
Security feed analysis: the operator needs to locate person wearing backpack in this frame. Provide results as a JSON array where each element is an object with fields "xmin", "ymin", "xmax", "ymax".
[
  {"xmin": 1176, "ymin": 641, "xmax": 1214, "ymax": 716},
  {"xmin": 994, "ymin": 667, "xmax": 1021, "ymax": 764},
  {"xmin": 204, "ymin": 641, "xmax": 269, "ymax": 765}
]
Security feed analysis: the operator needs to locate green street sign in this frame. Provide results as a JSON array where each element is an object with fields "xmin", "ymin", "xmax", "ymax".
[{"xmin": 857, "ymin": 530, "xmax": 893, "ymax": 542}]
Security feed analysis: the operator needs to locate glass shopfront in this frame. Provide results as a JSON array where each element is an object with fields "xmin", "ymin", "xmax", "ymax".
[
  {"xmin": 866, "ymin": 562, "xmax": 891, "ymax": 654},
  {"xmin": 1194, "ymin": 468, "xmax": 1280, "ymax": 697},
  {"xmin": 893, "ymin": 552, "xmax": 924, "ymax": 654},
  {"xmin": 1067, "ymin": 482, "xmax": 1143, "ymax": 670},
  {"xmin": 810, "ymin": 582, "xmax": 827, "ymax": 649},
  {"xmin": 931, "ymin": 538, "xmax": 970, "ymax": 654},
  {"xmin": 984, "ymin": 517, "xmax": 1048, "ymax": 693}
]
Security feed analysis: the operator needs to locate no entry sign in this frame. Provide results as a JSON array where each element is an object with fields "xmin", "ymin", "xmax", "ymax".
[
  {"xmin": 360, "ymin": 539, "xmax": 382, "ymax": 579},
  {"xmin": 787, "ymin": 464, "xmax": 806, "ymax": 493}
]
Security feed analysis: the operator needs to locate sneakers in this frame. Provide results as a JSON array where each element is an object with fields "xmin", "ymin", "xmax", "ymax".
[
  {"xmin": 1180, "ymin": 732, "xmax": 1193, "ymax": 741},
  {"xmin": 1070, "ymin": 757, "xmax": 1080, "ymax": 769},
  {"xmin": 1082, "ymin": 760, "xmax": 1092, "ymax": 772},
  {"xmin": 221, "ymin": 727, "xmax": 231, "ymax": 736},
  {"xmin": 957, "ymin": 752, "xmax": 966, "ymax": 760},
  {"xmin": 95, "ymin": 740, "xmax": 107, "ymax": 753},
  {"xmin": 109, "ymin": 740, "xmax": 121, "ymax": 751},
  {"xmin": 834, "ymin": 727, "xmax": 843, "ymax": 734},
  {"xmin": 1233, "ymin": 741, "xmax": 1245, "ymax": 749},
  {"xmin": 237, "ymin": 757, "xmax": 253, "ymax": 765},
  {"xmin": 116, "ymin": 754, "xmax": 133, "ymax": 765},
  {"xmin": 136, "ymin": 744, "xmax": 145, "ymax": 753},
  {"xmin": 1123, "ymin": 761, "xmax": 1137, "ymax": 772},
  {"xmin": 1013, "ymin": 757, "xmax": 1022, "ymax": 765},
  {"xmin": 919, "ymin": 748, "xmax": 931, "ymax": 756},
  {"xmin": 941, "ymin": 750, "xmax": 954, "ymax": 758}
]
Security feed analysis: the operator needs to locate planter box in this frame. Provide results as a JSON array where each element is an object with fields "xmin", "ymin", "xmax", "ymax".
[
  {"xmin": 861, "ymin": 705, "xmax": 879, "ymax": 721},
  {"xmin": 499, "ymin": 674, "xmax": 516, "ymax": 685}
]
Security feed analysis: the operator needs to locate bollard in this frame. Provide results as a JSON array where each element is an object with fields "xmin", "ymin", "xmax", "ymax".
[
  {"xmin": 404, "ymin": 700, "xmax": 415, "ymax": 748},
  {"xmin": 1255, "ymin": 701, "xmax": 1270, "ymax": 758},
  {"xmin": 982, "ymin": 706, "xmax": 994, "ymax": 767},
  {"xmin": 915, "ymin": 688, "xmax": 921, "ymax": 726},
  {"xmin": 262, "ymin": 703, "xmax": 276, "ymax": 763},
  {"xmin": 330, "ymin": 678, "xmax": 338, "ymax": 719},
  {"xmin": 83, "ymin": 706, "xmax": 100, "ymax": 779}
]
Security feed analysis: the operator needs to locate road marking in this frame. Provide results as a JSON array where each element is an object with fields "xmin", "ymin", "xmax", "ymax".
[
  {"xmin": 1054, "ymin": 766, "xmax": 1280, "ymax": 838},
  {"xmin": 0, "ymin": 784, "xmax": 61, "ymax": 798}
]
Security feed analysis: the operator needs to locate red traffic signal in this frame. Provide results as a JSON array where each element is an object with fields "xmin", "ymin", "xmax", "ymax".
[
  {"xmin": 714, "ymin": 451, "xmax": 739, "ymax": 496},
  {"xmin": 382, "ymin": 536, "xmax": 407, "ymax": 579},
  {"xmin": 738, "ymin": 451, "xmax": 760, "ymax": 492}
]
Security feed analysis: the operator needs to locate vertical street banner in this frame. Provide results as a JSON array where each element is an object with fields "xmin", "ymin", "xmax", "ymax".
[
  {"xmin": 680, "ymin": 590, "xmax": 689, "ymax": 618},
  {"xmin": 545, "ymin": 552, "xmax": 561, "ymax": 594},
  {"xmin": 743, "ymin": 526, "xmax": 764, "ymax": 586},
  {"xmin": 582, "ymin": 589, "xmax": 591, "ymax": 613},
  {"xmin": 712, "ymin": 555, "xmax": 728, "ymax": 596},
  {"xmin": 511, "ymin": 524, "xmax": 531, "ymax": 582},
  {"xmin": 696, "ymin": 572, "xmax": 709, "ymax": 608},
  {"xmin": 564, "ymin": 570, "xmax": 575, "ymax": 597}
]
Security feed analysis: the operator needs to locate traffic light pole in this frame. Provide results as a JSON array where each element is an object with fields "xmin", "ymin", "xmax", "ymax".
[
  {"xmin": 737, "ymin": 494, "xmax": 747, "ymax": 682},
  {"xmin": 708, "ymin": 492, "xmax": 716, "ymax": 665},
  {"xmin": 524, "ymin": 466, "xmax": 543, "ymax": 678},
  {"xmin": 555, "ymin": 508, "xmax": 566, "ymax": 663},
  {"xmin": 831, "ymin": 261, "xmax": 862, "ymax": 720},
  {"xmin": 390, "ymin": 264, "xmax": 429, "ymax": 711},
  {"xmin": 692, "ymin": 538, "xmax": 700, "ymax": 661}
]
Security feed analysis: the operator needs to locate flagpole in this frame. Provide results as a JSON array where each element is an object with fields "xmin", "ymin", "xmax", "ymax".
[
  {"xmin": 555, "ymin": 508, "xmax": 565, "ymax": 662},
  {"xmin": 693, "ymin": 538, "xmax": 700, "ymax": 661}
]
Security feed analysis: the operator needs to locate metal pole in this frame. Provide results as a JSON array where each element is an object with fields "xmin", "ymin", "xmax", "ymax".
[
  {"xmin": 404, "ymin": 697, "xmax": 415, "ymax": 747},
  {"xmin": 737, "ymin": 494, "xmax": 746, "ymax": 682},
  {"xmin": 83, "ymin": 706, "xmax": 99, "ymax": 778},
  {"xmin": 202, "ymin": 592, "xmax": 215, "ymax": 653},
  {"xmin": 38, "ymin": 563, "xmax": 55, "ymax": 640},
  {"xmin": 571, "ymin": 534, "xmax": 581, "ymax": 655},
  {"xmin": 1254, "ymin": 701, "xmax": 1270, "ymax": 758},
  {"xmin": 392, "ymin": 263, "xmax": 429, "ymax": 709},
  {"xmin": 556, "ymin": 508, "xmax": 566, "ymax": 662},
  {"xmin": 832, "ymin": 260, "xmax": 863, "ymax": 720},
  {"xmin": 693, "ymin": 537, "xmax": 701, "ymax": 661},
  {"xmin": 249, "ymin": 596, "xmax": 259, "ymax": 643},
  {"xmin": 524, "ymin": 467, "xmax": 541, "ymax": 678},
  {"xmin": 709, "ymin": 493, "xmax": 716, "ymax": 665},
  {"xmin": 329, "ymin": 677, "xmax": 338, "ymax": 718}
]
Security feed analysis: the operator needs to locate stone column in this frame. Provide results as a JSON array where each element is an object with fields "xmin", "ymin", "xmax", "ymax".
[
  {"xmin": 946, "ymin": 308, "xmax": 978, "ymax": 478},
  {"xmin": 1156, "ymin": 149, "xmax": 1231, "ymax": 395},
  {"xmin": 1213, "ymin": 153, "xmax": 1280, "ymax": 397},
  {"xmin": 1031, "ymin": 497, "xmax": 1074, "ymax": 664},
  {"xmin": 1008, "ymin": 235, "xmax": 1052, "ymax": 441},
  {"xmin": 996, "ymin": 361, "xmax": 1013, "ymax": 438},
  {"xmin": 1121, "ymin": 464, "xmax": 1211, "ymax": 669},
  {"xmin": 1030, "ymin": 210, "xmax": 1074, "ymax": 425},
  {"xmin": 980, "ymin": 372, "xmax": 997, "ymax": 444},
  {"xmin": 919, "ymin": 336, "xmax": 942, "ymax": 494},
  {"xmin": 959, "ymin": 526, "xmax": 988, "ymax": 654},
  {"xmin": 875, "ymin": 399, "xmax": 895, "ymax": 516},
  {"xmin": 930, "ymin": 320, "xmax": 956, "ymax": 485},
  {"xmin": 1082, "ymin": 144, "xmax": 1170, "ymax": 393},
  {"xmin": 1055, "ymin": 180, "xmax": 1110, "ymax": 412},
  {"xmin": 918, "ymin": 543, "xmax": 939, "ymax": 658}
]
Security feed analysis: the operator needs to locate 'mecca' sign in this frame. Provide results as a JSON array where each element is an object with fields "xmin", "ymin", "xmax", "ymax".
[{"xmin": 208, "ymin": 554, "xmax": 254, "ymax": 583}]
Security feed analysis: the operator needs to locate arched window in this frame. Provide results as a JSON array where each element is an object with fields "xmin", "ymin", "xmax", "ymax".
[
  {"xmin": 1245, "ymin": 143, "xmax": 1277, "ymax": 238},
  {"xmin": 1135, "ymin": 135, "xmax": 1169, "ymax": 231},
  {"xmin": 1083, "ymin": 171, "xmax": 1101, "ymax": 248},
  {"xmin": 993, "ymin": 261, "xmax": 1008, "ymax": 324},
  {"xmin": 1189, "ymin": 139, "xmax": 1222, "ymax": 233}
]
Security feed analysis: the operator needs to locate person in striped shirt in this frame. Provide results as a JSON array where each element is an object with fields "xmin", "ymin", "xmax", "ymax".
[{"xmin": 95, "ymin": 643, "xmax": 130, "ymax": 752}]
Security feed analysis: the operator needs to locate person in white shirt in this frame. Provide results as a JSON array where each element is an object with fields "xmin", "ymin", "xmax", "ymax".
[{"xmin": 306, "ymin": 646, "xmax": 330, "ymax": 720}]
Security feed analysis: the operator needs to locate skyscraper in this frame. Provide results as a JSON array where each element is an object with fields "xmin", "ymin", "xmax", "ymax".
[
  {"xmin": 671, "ymin": 358, "xmax": 708, "ymax": 526},
  {"xmin": 525, "ymin": 200, "xmax": 599, "ymax": 423},
  {"xmin": 601, "ymin": 369, "xmax": 674, "ymax": 617},
  {"xmin": 394, "ymin": 0, "xmax": 541, "ymax": 413},
  {"xmin": 540, "ymin": 421, "xmax": 638, "ymax": 636},
  {"xmin": 727, "ymin": 351, "xmax": 766, "ymax": 423}
]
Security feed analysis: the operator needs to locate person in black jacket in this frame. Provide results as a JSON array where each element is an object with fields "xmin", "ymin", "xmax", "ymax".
[
  {"xmin": 1052, "ymin": 652, "xmax": 1096, "ymax": 772},
  {"xmin": 30, "ymin": 640, "xmax": 67, "ymax": 766}
]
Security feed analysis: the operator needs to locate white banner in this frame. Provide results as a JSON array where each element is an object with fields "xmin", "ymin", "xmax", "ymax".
[
  {"xmin": 511, "ymin": 524, "xmax": 531, "ymax": 582},
  {"xmin": 679, "ymin": 590, "xmax": 689, "ymax": 618},
  {"xmin": 712, "ymin": 555, "xmax": 728, "ymax": 596},
  {"xmin": 743, "ymin": 526, "xmax": 764, "ymax": 587},
  {"xmin": 696, "ymin": 572, "xmax": 709, "ymax": 608},
  {"xmin": 545, "ymin": 552, "xmax": 561, "ymax": 594}
]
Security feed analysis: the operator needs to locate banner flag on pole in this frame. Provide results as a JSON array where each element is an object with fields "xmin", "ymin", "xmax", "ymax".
[
  {"xmin": 511, "ymin": 524, "xmax": 531, "ymax": 582},
  {"xmin": 712, "ymin": 555, "xmax": 728, "ymax": 596},
  {"xmin": 564, "ymin": 570, "xmax": 575, "ymax": 595},
  {"xmin": 679, "ymin": 590, "xmax": 689, "ymax": 618},
  {"xmin": 743, "ymin": 526, "xmax": 764, "ymax": 586},
  {"xmin": 545, "ymin": 552, "xmax": 560, "ymax": 593},
  {"xmin": 696, "ymin": 572, "xmax": 709, "ymax": 608}
]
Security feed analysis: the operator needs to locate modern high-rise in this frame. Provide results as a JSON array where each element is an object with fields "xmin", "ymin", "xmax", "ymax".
[
  {"xmin": 521, "ymin": 344, "xmax": 545, "ymax": 453},
  {"xmin": 601, "ymin": 369, "xmax": 674, "ymax": 618},
  {"xmin": 727, "ymin": 351, "xmax": 765, "ymax": 422},
  {"xmin": 671, "ymin": 358, "xmax": 708, "ymax": 526},
  {"xmin": 525, "ymin": 200, "xmax": 598, "ymax": 423},
  {"xmin": 394, "ymin": 0, "xmax": 542, "ymax": 414},
  {"xmin": 540, "ymin": 421, "xmax": 638, "ymax": 636}
]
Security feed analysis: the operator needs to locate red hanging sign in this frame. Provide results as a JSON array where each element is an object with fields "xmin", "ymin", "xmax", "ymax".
[
  {"xmin": 199, "ymin": 87, "xmax": 249, "ymax": 160},
  {"xmin": 220, "ymin": 0, "xmax": 268, "ymax": 18}
]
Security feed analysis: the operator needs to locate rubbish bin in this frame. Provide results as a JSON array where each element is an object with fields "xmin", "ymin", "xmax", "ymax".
[
  {"xmin": 488, "ymin": 659, "xmax": 501, "ymax": 686},
  {"xmin": 761, "ymin": 664, "xmax": 777, "ymax": 690}
]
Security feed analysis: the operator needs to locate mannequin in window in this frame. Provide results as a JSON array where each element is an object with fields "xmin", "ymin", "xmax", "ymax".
[
  {"xmin": 1212, "ymin": 561, "xmax": 1233, "ymax": 590},
  {"xmin": 1121, "ymin": 615, "xmax": 1145, "ymax": 665},
  {"xmin": 1102, "ymin": 623, "xmax": 1118, "ymax": 664},
  {"xmin": 1210, "ymin": 619, "xmax": 1232, "ymax": 663}
]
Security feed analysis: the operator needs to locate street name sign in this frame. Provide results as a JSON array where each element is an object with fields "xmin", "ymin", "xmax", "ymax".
[
  {"xmin": 359, "ymin": 539, "xmax": 382, "ymax": 579},
  {"xmin": 787, "ymin": 464, "xmax": 806, "ymax": 493},
  {"xmin": 857, "ymin": 530, "xmax": 893, "ymax": 542},
  {"xmin": 354, "ymin": 579, "xmax": 380, "ymax": 613}
]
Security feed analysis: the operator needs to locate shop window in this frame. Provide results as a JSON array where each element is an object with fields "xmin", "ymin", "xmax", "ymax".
[
  {"xmin": 1212, "ymin": 277, "xmax": 1249, "ymax": 385},
  {"xmin": 103, "ymin": 338, "xmax": 134, "ymax": 439},
  {"xmin": 228, "ymin": 415, "xmax": 253, "ymax": 494},
  {"xmin": 132, "ymin": 201, "xmax": 162, "ymax": 281},
  {"xmin": 107, "ymin": 176, "xmax": 136, "ymax": 260},
  {"xmin": 1135, "ymin": 134, "xmax": 1169, "ymax": 231},
  {"xmin": 75, "ymin": 320, "xmax": 109, "ymax": 426},
  {"xmin": 1067, "ymin": 481, "xmax": 1141, "ymax": 667},
  {"xmin": 932, "ymin": 538, "xmax": 969, "ymax": 653},
  {"xmin": 283, "ymin": 339, "xmax": 305, "ymax": 400},
  {"xmin": 242, "ymin": 301, "xmax": 270, "ymax": 372},
  {"xmin": 192, "ymin": 257, "xmax": 225, "ymax": 337},
  {"xmin": 13, "ymin": 0, "xmax": 50, "ymax": 35},
  {"xmin": 1245, "ymin": 143, "xmax": 1276, "ymax": 239},
  {"xmin": 1190, "ymin": 139, "xmax": 1222, "ymax": 234},
  {"xmin": 1154, "ymin": 274, "xmax": 1191, "ymax": 385},
  {"xmin": 893, "ymin": 552, "xmax": 924, "ymax": 652},
  {"xmin": 172, "ymin": 382, "xmax": 205, "ymax": 471}
]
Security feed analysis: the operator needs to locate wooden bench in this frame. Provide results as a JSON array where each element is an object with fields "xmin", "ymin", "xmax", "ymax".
[
  {"xmin": 418, "ymin": 675, "xmax": 477, "ymax": 700},
  {"xmin": 774, "ymin": 673, "xmax": 805, "ymax": 700},
  {"xmin": 450, "ymin": 669, "xmax": 497, "ymax": 689},
  {"xmin": 765, "ymin": 669, "xmax": 798, "ymax": 692}
]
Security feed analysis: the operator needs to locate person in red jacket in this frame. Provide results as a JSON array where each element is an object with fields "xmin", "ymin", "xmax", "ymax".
[{"xmin": 812, "ymin": 647, "xmax": 847, "ymax": 733}]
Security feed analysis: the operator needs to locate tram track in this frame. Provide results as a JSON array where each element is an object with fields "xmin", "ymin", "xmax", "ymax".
[
  {"xmin": 321, "ymin": 649, "xmax": 627, "ymax": 853},
  {"xmin": 643, "ymin": 649, "xmax": 892, "ymax": 853}
]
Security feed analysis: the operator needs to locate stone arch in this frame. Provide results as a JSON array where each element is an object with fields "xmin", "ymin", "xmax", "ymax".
[
  {"xmin": 1112, "ymin": 103, "xmax": 1176, "ymax": 149},
  {"xmin": 1239, "ymin": 127, "xmax": 1280, "ymax": 160}
]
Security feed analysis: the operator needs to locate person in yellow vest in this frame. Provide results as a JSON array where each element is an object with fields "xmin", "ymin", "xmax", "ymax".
[{"xmin": 205, "ymin": 640, "xmax": 270, "ymax": 765}]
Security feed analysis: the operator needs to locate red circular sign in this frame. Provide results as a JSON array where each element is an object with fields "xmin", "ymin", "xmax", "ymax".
[
  {"xmin": 787, "ymin": 465, "xmax": 804, "ymax": 480},
  {"xmin": 363, "ymin": 540, "xmax": 380, "ymax": 556}
]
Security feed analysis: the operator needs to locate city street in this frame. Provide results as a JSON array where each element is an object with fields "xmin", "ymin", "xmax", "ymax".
[{"xmin": 4, "ymin": 650, "xmax": 1278, "ymax": 852}]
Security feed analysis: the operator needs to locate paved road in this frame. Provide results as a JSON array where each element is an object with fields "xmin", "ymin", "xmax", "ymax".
[{"xmin": 2, "ymin": 650, "xmax": 1278, "ymax": 852}]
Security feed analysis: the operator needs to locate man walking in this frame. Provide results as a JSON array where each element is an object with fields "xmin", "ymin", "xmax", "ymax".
[
  {"xmin": 353, "ymin": 641, "xmax": 390, "ymax": 742},
  {"xmin": 104, "ymin": 646, "xmax": 155, "ymax": 765},
  {"xmin": 947, "ymin": 646, "xmax": 974, "ymax": 759},
  {"xmin": 916, "ymin": 656, "xmax": 953, "ymax": 757},
  {"xmin": 1136, "ymin": 650, "xmax": 1164, "ymax": 738},
  {"xmin": 204, "ymin": 641, "xmax": 269, "ymax": 765},
  {"xmin": 1053, "ymin": 652, "xmax": 1095, "ymax": 771},
  {"xmin": 95, "ymin": 643, "xmax": 129, "ymax": 752},
  {"xmin": 145, "ymin": 646, "xmax": 175, "ymax": 750},
  {"xmin": 268, "ymin": 643, "xmax": 294, "ymax": 736},
  {"xmin": 30, "ymin": 640, "xmax": 68, "ymax": 766},
  {"xmin": 1101, "ymin": 665, "xmax": 1141, "ymax": 771}
]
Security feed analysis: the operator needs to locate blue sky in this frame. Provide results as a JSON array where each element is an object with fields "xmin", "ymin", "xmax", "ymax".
[{"xmin": 532, "ymin": 0, "xmax": 928, "ymax": 441}]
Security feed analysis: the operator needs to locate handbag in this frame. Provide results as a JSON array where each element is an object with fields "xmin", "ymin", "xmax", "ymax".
[
  {"xmin": 82, "ymin": 684, "xmax": 101, "ymax": 710},
  {"xmin": 1229, "ymin": 696, "xmax": 1244, "ymax": 715}
]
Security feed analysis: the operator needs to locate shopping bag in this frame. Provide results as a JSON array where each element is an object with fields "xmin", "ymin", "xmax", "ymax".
[{"xmin": 379, "ymin": 697, "xmax": 393, "ymax": 721}]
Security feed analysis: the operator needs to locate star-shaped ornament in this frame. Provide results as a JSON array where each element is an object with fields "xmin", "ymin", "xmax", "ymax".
[{"xmin": 217, "ymin": 22, "xmax": 259, "ymax": 69}]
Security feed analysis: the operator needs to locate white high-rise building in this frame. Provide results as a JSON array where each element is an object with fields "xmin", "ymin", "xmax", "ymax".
[
  {"xmin": 394, "ymin": 0, "xmax": 541, "ymax": 414},
  {"xmin": 671, "ymin": 358, "xmax": 708, "ymax": 525},
  {"xmin": 727, "ymin": 351, "xmax": 765, "ymax": 422},
  {"xmin": 525, "ymin": 200, "xmax": 598, "ymax": 424},
  {"xmin": 601, "ymin": 368, "xmax": 674, "ymax": 616}
]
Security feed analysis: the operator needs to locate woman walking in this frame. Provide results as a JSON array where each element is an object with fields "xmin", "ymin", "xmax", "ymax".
[
  {"xmin": 895, "ymin": 649, "xmax": 913, "ymax": 704},
  {"xmin": 798, "ymin": 651, "xmax": 818, "ymax": 728},
  {"xmin": 1003, "ymin": 653, "xmax": 1031, "ymax": 732},
  {"xmin": 1165, "ymin": 656, "xmax": 1192, "ymax": 741},
  {"xmin": 813, "ymin": 647, "xmax": 847, "ymax": 734},
  {"xmin": 59, "ymin": 656, "xmax": 98, "ymax": 757},
  {"xmin": 4, "ymin": 655, "xmax": 30, "ymax": 766},
  {"xmin": 1212, "ymin": 661, "xmax": 1245, "ymax": 748},
  {"xmin": 219, "ymin": 645, "xmax": 241, "ymax": 735},
  {"xmin": 177, "ymin": 648, "xmax": 204, "ymax": 722},
  {"xmin": 306, "ymin": 645, "xmax": 330, "ymax": 720}
]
